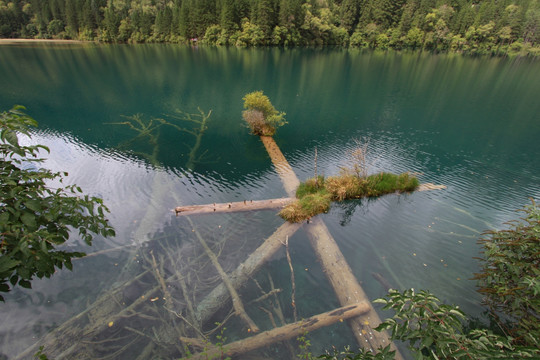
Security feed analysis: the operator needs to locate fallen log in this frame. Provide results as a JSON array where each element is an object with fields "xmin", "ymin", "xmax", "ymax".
[
  {"xmin": 259, "ymin": 136, "xmax": 300, "ymax": 196},
  {"xmin": 187, "ymin": 217, "xmax": 260, "ymax": 333},
  {"xmin": 185, "ymin": 303, "xmax": 370, "ymax": 360},
  {"xmin": 372, "ymin": 272, "xmax": 393, "ymax": 292},
  {"xmin": 259, "ymin": 135, "xmax": 403, "ymax": 358},
  {"xmin": 417, "ymin": 183, "xmax": 447, "ymax": 191},
  {"xmin": 195, "ymin": 221, "xmax": 303, "ymax": 324},
  {"xmin": 305, "ymin": 217, "xmax": 399, "ymax": 354},
  {"xmin": 175, "ymin": 197, "xmax": 294, "ymax": 216}
]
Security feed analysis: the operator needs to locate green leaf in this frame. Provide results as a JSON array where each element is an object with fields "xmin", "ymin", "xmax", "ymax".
[
  {"xmin": 19, "ymin": 279, "xmax": 31, "ymax": 289},
  {"xmin": 21, "ymin": 212, "xmax": 37, "ymax": 229},
  {"xmin": 4, "ymin": 130, "xmax": 19, "ymax": 147},
  {"xmin": 24, "ymin": 199, "xmax": 41, "ymax": 212},
  {"xmin": 0, "ymin": 211, "xmax": 9, "ymax": 225},
  {"xmin": 0, "ymin": 256, "xmax": 20, "ymax": 273},
  {"xmin": 422, "ymin": 336, "xmax": 434, "ymax": 348}
]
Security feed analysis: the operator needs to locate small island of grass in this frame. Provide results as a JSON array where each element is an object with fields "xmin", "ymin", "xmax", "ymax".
[{"xmin": 280, "ymin": 172, "xmax": 419, "ymax": 223}]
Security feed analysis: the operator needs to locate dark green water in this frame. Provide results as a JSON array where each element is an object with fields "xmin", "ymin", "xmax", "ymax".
[{"xmin": 0, "ymin": 44, "xmax": 539, "ymax": 359}]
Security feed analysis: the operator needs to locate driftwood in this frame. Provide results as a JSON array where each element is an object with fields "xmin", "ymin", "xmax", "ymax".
[
  {"xmin": 175, "ymin": 197, "xmax": 294, "ymax": 216},
  {"xmin": 185, "ymin": 303, "xmax": 370, "ymax": 360},
  {"xmin": 417, "ymin": 183, "xmax": 447, "ymax": 191},
  {"xmin": 259, "ymin": 135, "xmax": 403, "ymax": 358}
]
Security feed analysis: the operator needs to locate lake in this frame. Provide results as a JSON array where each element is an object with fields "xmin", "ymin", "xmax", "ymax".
[{"xmin": 0, "ymin": 44, "xmax": 539, "ymax": 359}]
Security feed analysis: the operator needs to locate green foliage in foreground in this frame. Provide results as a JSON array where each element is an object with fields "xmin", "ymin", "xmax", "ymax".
[
  {"xmin": 474, "ymin": 200, "xmax": 540, "ymax": 347},
  {"xmin": 280, "ymin": 172, "xmax": 419, "ymax": 223},
  {"xmin": 317, "ymin": 201, "xmax": 539, "ymax": 359},
  {"xmin": 317, "ymin": 289, "xmax": 539, "ymax": 360},
  {"xmin": 0, "ymin": 106, "xmax": 115, "ymax": 301},
  {"xmin": 242, "ymin": 91, "xmax": 286, "ymax": 136}
]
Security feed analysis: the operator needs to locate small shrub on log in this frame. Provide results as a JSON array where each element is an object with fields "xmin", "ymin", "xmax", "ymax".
[{"xmin": 242, "ymin": 91, "xmax": 286, "ymax": 136}]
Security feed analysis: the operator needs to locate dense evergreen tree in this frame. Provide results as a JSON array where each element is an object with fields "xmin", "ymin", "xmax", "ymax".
[{"xmin": 1, "ymin": 0, "xmax": 539, "ymax": 55}]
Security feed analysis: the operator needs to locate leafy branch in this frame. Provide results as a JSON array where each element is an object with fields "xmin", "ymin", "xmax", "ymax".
[{"xmin": 1, "ymin": 106, "xmax": 115, "ymax": 301}]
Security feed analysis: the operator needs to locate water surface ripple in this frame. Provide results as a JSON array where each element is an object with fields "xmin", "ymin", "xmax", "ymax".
[{"xmin": 0, "ymin": 46, "xmax": 539, "ymax": 359}]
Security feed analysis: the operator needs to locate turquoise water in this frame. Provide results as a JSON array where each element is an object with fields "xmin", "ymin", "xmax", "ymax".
[{"xmin": 0, "ymin": 44, "xmax": 539, "ymax": 359}]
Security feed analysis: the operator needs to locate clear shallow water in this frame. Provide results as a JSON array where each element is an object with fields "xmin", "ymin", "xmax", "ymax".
[{"xmin": 0, "ymin": 45, "xmax": 539, "ymax": 359}]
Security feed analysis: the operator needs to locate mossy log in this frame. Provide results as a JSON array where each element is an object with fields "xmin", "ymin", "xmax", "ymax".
[
  {"xmin": 175, "ymin": 197, "xmax": 294, "ymax": 216},
  {"xmin": 259, "ymin": 135, "xmax": 403, "ymax": 358},
  {"xmin": 185, "ymin": 303, "xmax": 370, "ymax": 360}
]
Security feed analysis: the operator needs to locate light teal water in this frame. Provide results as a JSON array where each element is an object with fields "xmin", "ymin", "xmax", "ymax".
[{"xmin": 0, "ymin": 44, "xmax": 539, "ymax": 359}]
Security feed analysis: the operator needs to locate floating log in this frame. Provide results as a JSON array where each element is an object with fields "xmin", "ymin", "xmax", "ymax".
[
  {"xmin": 175, "ymin": 183, "xmax": 444, "ymax": 217},
  {"xmin": 417, "ymin": 183, "xmax": 447, "ymax": 191},
  {"xmin": 259, "ymin": 135, "xmax": 403, "ymax": 358},
  {"xmin": 185, "ymin": 303, "xmax": 370, "ymax": 360},
  {"xmin": 175, "ymin": 197, "xmax": 294, "ymax": 216}
]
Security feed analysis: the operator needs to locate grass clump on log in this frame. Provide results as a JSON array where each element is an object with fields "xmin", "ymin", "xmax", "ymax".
[
  {"xmin": 280, "ymin": 172, "xmax": 419, "ymax": 223},
  {"xmin": 242, "ymin": 91, "xmax": 286, "ymax": 136}
]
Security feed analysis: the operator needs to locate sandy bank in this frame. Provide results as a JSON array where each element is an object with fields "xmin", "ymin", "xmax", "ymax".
[{"xmin": 0, "ymin": 38, "xmax": 88, "ymax": 45}]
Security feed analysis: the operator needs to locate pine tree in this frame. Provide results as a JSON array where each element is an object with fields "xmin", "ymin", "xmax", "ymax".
[
  {"xmin": 340, "ymin": 0, "xmax": 360, "ymax": 33},
  {"xmin": 220, "ymin": 0, "xmax": 236, "ymax": 32},
  {"xmin": 523, "ymin": 0, "xmax": 540, "ymax": 44},
  {"xmin": 64, "ymin": 0, "xmax": 79, "ymax": 35},
  {"xmin": 256, "ymin": 0, "xmax": 276, "ymax": 39}
]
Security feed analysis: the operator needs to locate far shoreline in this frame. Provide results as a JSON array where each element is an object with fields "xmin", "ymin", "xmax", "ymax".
[{"xmin": 0, "ymin": 38, "xmax": 89, "ymax": 45}]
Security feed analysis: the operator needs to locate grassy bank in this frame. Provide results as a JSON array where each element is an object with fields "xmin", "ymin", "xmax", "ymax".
[{"xmin": 280, "ymin": 172, "xmax": 419, "ymax": 223}]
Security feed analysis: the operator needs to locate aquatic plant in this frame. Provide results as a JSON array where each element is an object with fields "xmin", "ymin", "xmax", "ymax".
[{"xmin": 242, "ymin": 91, "xmax": 286, "ymax": 136}]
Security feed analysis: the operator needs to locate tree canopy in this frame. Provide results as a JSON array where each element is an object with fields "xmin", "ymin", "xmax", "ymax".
[
  {"xmin": 1, "ymin": 0, "xmax": 539, "ymax": 55},
  {"xmin": 0, "ymin": 106, "xmax": 115, "ymax": 301}
]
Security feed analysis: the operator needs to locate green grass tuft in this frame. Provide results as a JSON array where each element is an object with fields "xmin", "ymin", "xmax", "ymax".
[
  {"xmin": 280, "ymin": 172, "xmax": 419, "ymax": 223},
  {"xmin": 296, "ymin": 175, "xmax": 325, "ymax": 198},
  {"xmin": 280, "ymin": 190, "xmax": 331, "ymax": 223}
]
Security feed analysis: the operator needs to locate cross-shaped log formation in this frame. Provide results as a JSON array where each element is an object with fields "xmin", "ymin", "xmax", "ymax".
[
  {"xmin": 177, "ymin": 135, "xmax": 446, "ymax": 359},
  {"xmin": 17, "ymin": 120, "xmax": 445, "ymax": 359}
]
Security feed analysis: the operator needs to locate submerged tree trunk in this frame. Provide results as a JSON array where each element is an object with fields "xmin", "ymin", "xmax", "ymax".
[
  {"xmin": 259, "ymin": 135, "xmax": 403, "ymax": 358},
  {"xmin": 186, "ymin": 303, "xmax": 371, "ymax": 360},
  {"xmin": 195, "ymin": 221, "xmax": 303, "ymax": 324}
]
